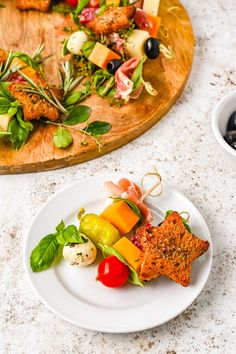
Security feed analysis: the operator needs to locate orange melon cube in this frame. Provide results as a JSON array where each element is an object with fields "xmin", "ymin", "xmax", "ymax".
[
  {"xmin": 146, "ymin": 14, "xmax": 161, "ymax": 37},
  {"xmin": 113, "ymin": 237, "xmax": 143, "ymax": 271},
  {"xmin": 88, "ymin": 42, "xmax": 121, "ymax": 70},
  {"xmin": 10, "ymin": 57, "xmax": 38, "ymax": 81},
  {"xmin": 106, "ymin": 0, "xmax": 120, "ymax": 6},
  {"xmin": 100, "ymin": 200, "xmax": 140, "ymax": 234}
]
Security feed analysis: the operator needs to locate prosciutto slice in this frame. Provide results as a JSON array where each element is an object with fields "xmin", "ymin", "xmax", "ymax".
[
  {"xmin": 104, "ymin": 178, "xmax": 153, "ymax": 224},
  {"xmin": 115, "ymin": 57, "xmax": 139, "ymax": 100}
]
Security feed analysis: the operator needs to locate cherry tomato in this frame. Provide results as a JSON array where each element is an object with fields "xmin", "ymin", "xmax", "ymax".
[
  {"xmin": 88, "ymin": 0, "xmax": 100, "ymax": 8},
  {"xmin": 96, "ymin": 256, "xmax": 129, "ymax": 288},
  {"xmin": 66, "ymin": 0, "xmax": 78, "ymax": 7}
]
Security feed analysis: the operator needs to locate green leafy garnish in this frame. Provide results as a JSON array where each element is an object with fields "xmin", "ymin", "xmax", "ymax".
[
  {"xmin": 64, "ymin": 105, "xmax": 91, "ymax": 125},
  {"xmin": 81, "ymin": 41, "xmax": 96, "ymax": 59},
  {"xmin": 30, "ymin": 221, "xmax": 86, "ymax": 272},
  {"xmin": 53, "ymin": 126, "xmax": 73, "ymax": 149},
  {"xmin": 85, "ymin": 121, "xmax": 112, "ymax": 137},
  {"xmin": 99, "ymin": 244, "xmax": 144, "ymax": 287},
  {"xmin": 75, "ymin": 0, "xmax": 90, "ymax": 15},
  {"xmin": 111, "ymin": 197, "xmax": 143, "ymax": 225}
]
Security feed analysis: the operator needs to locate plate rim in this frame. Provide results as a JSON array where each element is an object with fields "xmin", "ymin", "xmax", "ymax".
[{"xmin": 23, "ymin": 174, "xmax": 213, "ymax": 333}]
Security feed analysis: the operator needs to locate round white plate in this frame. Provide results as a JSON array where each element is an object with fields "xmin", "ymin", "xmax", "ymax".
[{"xmin": 24, "ymin": 174, "xmax": 213, "ymax": 333}]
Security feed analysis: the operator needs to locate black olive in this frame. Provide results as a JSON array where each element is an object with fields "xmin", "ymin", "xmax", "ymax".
[
  {"xmin": 107, "ymin": 59, "xmax": 122, "ymax": 75},
  {"xmin": 224, "ymin": 130, "xmax": 236, "ymax": 144},
  {"xmin": 227, "ymin": 111, "xmax": 236, "ymax": 132},
  {"xmin": 144, "ymin": 38, "xmax": 160, "ymax": 60},
  {"xmin": 231, "ymin": 141, "xmax": 236, "ymax": 150}
]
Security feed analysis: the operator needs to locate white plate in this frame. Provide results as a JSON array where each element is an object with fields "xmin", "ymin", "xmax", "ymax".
[{"xmin": 24, "ymin": 174, "xmax": 213, "ymax": 333}]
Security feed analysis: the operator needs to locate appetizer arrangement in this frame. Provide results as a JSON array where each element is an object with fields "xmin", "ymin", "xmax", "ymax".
[
  {"xmin": 224, "ymin": 111, "xmax": 236, "ymax": 151},
  {"xmin": 0, "ymin": 0, "xmax": 174, "ymax": 150},
  {"xmin": 30, "ymin": 172, "xmax": 209, "ymax": 288}
]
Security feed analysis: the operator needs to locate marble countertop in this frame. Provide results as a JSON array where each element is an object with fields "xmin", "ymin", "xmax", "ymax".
[{"xmin": 0, "ymin": 0, "xmax": 236, "ymax": 353}]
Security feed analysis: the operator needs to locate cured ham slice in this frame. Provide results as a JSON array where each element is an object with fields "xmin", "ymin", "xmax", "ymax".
[
  {"xmin": 104, "ymin": 178, "xmax": 153, "ymax": 224},
  {"xmin": 115, "ymin": 57, "xmax": 139, "ymax": 100}
]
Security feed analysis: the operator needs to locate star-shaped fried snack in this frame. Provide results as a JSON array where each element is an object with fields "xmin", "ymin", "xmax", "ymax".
[{"xmin": 136, "ymin": 211, "xmax": 209, "ymax": 286}]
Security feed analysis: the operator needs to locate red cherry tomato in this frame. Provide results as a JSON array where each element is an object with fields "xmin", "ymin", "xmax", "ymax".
[
  {"xmin": 66, "ymin": 0, "xmax": 78, "ymax": 7},
  {"xmin": 97, "ymin": 256, "xmax": 129, "ymax": 288},
  {"xmin": 88, "ymin": 0, "xmax": 100, "ymax": 8}
]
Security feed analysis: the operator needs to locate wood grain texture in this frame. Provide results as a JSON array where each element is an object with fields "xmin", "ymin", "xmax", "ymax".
[{"xmin": 0, "ymin": 0, "xmax": 194, "ymax": 174}]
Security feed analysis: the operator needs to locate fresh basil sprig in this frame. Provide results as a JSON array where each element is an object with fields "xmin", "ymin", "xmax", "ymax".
[
  {"xmin": 99, "ymin": 243, "xmax": 144, "ymax": 287},
  {"xmin": 30, "ymin": 220, "xmax": 86, "ymax": 272},
  {"xmin": 53, "ymin": 126, "xmax": 73, "ymax": 149},
  {"xmin": 84, "ymin": 121, "xmax": 112, "ymax": 137}
]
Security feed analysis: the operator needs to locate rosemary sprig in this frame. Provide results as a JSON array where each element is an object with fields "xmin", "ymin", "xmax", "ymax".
[
  {"xmin": 17, "ymin": 70, "xmax": 68, "ymax": 114},
  {"xmin": 59, "ymin": 61, "xmax": 84, "ymax": 98}
]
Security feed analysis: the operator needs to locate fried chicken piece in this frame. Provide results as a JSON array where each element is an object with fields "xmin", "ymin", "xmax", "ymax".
[
  {"xmin": 0, "ymin": 49, "xmax": 8, "ymax": 63},
  {"xmin": 16, "ymin": 0, "xmax": 51, "ymax": 12},
  {"xmin": 136, "ymin": 212, "xmax": 209, "ymax": 286},
  {"xmin": 8, "ymin": 83, "xmax": 61, "ymax": 121},
  {"xmin": 86, "ymin": 6, "xmax": 136, "ymax": 35}
]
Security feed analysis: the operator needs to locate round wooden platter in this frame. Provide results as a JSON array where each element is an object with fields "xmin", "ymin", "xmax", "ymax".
[{"xmin": 0, "ymin": 0, "xmax": 194, "ymax": 174}]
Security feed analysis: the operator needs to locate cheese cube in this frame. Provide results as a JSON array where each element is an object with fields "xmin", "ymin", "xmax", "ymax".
[
  {"xmin": 88, "ymin": 42, "xmax": 121, "ymax": 69},
  {"xmin": 143, "ymin": 0, "xmax": 160, "ymax": 16},
  {"xmin": 125, "ymin": 29, "xmax": 150, "ymax": 59}
]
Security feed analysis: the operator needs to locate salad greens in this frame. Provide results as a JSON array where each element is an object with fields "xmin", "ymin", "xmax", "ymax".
[{"xmin": 99, "ymin": 244, "xmax": 144, "ymax": 287}]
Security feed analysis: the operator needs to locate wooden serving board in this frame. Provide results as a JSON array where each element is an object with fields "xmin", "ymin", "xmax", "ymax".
[{"xmin": 0, "ymin": 0, "xmax": 194, "ymax": 174}]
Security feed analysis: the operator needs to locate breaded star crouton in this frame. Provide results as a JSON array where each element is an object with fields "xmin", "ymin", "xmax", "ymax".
[
  {"xmin": 136, "ymin": 212, "xmax": 209, "ymax": 286},
  {"xmin": 86, "ymin": 6, "xmax": 135, "ymax": 35},
  {"xmin": 8, "ymin": 83, "xmax": 61, "ymax": 121},
  {"xmin": 16, "ymin": 0, "xmax": 51, "ymax": 12}
]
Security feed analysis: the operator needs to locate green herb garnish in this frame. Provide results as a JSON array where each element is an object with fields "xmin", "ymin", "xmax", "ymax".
[
  {"xmin": 99, "ymin": 244, "xmax": 144, "ymax": 287},
  {"xmin": 30, "ymin": 220, "xmax": 85, "ymax": 272}
]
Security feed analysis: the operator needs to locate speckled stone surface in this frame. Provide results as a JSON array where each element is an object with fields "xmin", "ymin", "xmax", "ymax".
[{"xmin": 1, "ymin": 1, "xmax": 236, "ymax": 353}]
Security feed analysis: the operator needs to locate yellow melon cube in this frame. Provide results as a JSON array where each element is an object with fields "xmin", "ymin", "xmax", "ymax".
[{"xmin": 113, "ymin": 237, "xmax": 143, "ymax": 270}]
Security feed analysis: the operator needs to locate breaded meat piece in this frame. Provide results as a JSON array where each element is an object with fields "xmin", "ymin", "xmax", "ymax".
[
  {"xmin": 8, "ymin": 83, "xmax": 61, "ymax": 121},
  {"xmin": 16, "ymin": 0, "xmax": 51, "ymax": 12},
  {"xmin": 136, "ymin": 212, "xmax": 209, "ymax": 286},
  {"xmin": 86, "ymin": 6, "xmax": 135, "ymax": 35}
]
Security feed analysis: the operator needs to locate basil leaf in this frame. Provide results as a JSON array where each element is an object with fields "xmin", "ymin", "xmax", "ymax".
[
  {"xmin": 99, "ymin": 244, "xmax": 144, "ymax": 287},
  {"xmin": 82, "ymin": 41, "xmax": 96, "ymax": 59},
  {"xmin": 85, "ymin": 121, "xmax": 112, "ymax": 137},
  {"xmin": 56, "ymin": 220, "xmax": 65, "ymax": 233},
  {"xmin": 57, "ymin": 225, "xmax": 86, "ymax": 245},
  {"xmin": 53, "ymin": 127, "xmax": 73, "ymax": 148},
  {"xmin": 7, "ymin": 106, "xmax": 18, "ymax": 117},
  {"xmin": 8, "ymin": 117, "xmax": 29, "ymax": 149},
  {"xmin": 64, "ymin": 105, "xmax": 91, "ymax": 125},
  {"xmin": 111, "ymin": 197, "xmax": 143, "ymax": 225},
  {"xmin": 0, "ymin": 97, "xmax": 11, "ymax": 114},
  {"xmin": 0, "ymin": 82, "xmax": 13, "ymax": 99},
  {"xmin": 75, "ymin": 0, "xmax": 90, "ymax": 15},
  {"xmin": 30, "ymin": 234, "xmax": 59, "ymax": 272}
]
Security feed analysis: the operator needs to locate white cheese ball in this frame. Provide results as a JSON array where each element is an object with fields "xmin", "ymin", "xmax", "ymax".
[
  {"xmin": 67, "ymin": 31, "xmax": 88, "ymax": 55},
  {"xmin": 63, "ymin": 239, "xmax": 97, "ymax": 267}
]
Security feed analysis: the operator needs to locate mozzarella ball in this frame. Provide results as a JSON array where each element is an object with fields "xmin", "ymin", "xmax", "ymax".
[
  {"xmin": 63, "ymin": 239, "xmax": 97, "ymax": 267},
  {"xmin": 66, "ymin": 31, "xmax": 88, "ymax": 55}
]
